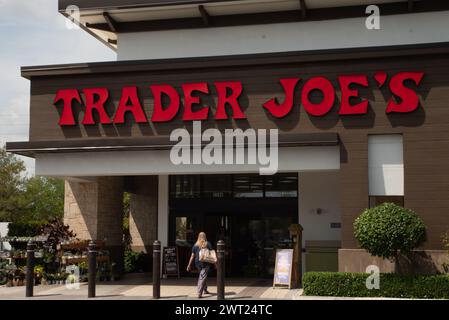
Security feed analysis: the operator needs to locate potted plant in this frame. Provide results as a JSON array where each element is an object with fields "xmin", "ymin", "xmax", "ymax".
[
  {"xmin": 34, "ymin": 265, "xmax": 44, "ymax": 285},
  {"xmin": 56, "ymin": 273, "xmax": 62, "ymax": 284},
  {"xmin": 55, "ymin": 272, "xmax": 68, "ymax": 284},
  {"xmin": 13, "ymin": 267, "xmax": 25, "ymax": 286},
  {"xmin": 50, "ymin": 273, "xmax": 56, "ymax": 285},
  {"xmin": 0, "ymin": 261, "xmax": 8, "ymax": 286},
  {"xmin": 4, "ymin": 264, "xmax": 16, "ymax": 287},
  {"xmin": 78, "ymin": 261, "xmax": 88, "ymax": 274},
  {"xmin": 6, "ymin": 273, "xmax": 13, "ymax": 287},
  {"xmin": 45, "ymin": 273, "xmax": 54, "ymax": 284},
  {"xmin": 62, "ymin": 272, "xmax": 69, "ymax": 284},
  {"xmin": 41, "ymin": 273, "xmax": 48, "ymax": 286}
]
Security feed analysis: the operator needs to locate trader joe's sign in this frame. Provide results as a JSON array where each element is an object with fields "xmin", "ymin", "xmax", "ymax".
[{"xmin": 53, "ymin": 71, "xmax": 424, "ymax": 126}]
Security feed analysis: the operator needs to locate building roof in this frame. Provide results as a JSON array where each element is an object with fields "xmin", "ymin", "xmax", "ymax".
[{"xmin": 57, "ymin": 0, "xmax": 445, "ymax": 50}]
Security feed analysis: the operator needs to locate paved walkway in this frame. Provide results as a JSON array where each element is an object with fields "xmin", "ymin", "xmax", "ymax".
[
  {"xmin": 0, "ymin": 273, "xmax": 407, "ymax": 300},
  {"xmin": 0, "ymin": 274, "xmax": 303, "ymax": 300}
]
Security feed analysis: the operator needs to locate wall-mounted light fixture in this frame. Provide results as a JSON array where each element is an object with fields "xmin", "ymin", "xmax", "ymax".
[{"xmin": 309, "ymin": 208, "xmax": 326, "ymax": 215}]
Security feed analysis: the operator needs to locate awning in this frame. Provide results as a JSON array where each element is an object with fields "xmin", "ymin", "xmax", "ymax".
[
  {"xmin": 6, "ymin": 133, "xmax": 340, "ymax": 177},
  {"xmin": 6, "ymin": 132, "xmax": 339, "ymax": 158}
]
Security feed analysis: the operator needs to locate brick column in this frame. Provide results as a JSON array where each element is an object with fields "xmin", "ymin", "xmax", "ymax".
[{"xmin": 64, "ymin": 177, "xmax": 125, "ymax": 274}]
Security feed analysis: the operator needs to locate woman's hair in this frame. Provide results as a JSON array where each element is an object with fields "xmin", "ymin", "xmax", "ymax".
[{"xmin": 195, "ymin": 232, "xmax": 207, "ymax": 248}]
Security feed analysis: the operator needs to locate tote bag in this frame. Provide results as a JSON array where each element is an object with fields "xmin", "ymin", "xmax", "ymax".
[{"xmin": 199, "ymin": 248, "xmax": 217, "ymax": 264}]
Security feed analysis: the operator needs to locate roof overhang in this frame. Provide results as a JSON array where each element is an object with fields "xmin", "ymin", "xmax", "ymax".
[
  {"xmin": 6, "ymin": 133, "xmax": 339, "ymax": 158},
  {"xmin": 57, "ymin": 0, "xmax": 448, "ymax": 50}
]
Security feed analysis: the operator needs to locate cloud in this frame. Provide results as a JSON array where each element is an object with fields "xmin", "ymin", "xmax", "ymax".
[
  {"xmin": 0, "ymin": 92, "xmax": 33, "ymax": 176},
  {"xmin": 0, "ymin": 93, "xmax": 29, "ymax": 137},
  {"xmin": 0, "ymin": 0, "xmax": 116, "ymax": 174},
  {"xmin": 0, "ymin": 0, "xmax": 56, "ymax": 24}
]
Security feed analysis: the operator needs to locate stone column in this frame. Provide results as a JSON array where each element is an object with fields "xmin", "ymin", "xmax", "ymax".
[
  {"xmin": 64, "ymin": 177, "xmax": 125, "ymax": 274},
  {"xmin": 128, "ymin": 176, "xmax": 158, "ymax": 254},
  {"xmin": 97, "ymin": 177, "xmax": 125, "ymax": 274},
  {"xmin": 64, "ymin": 180, "xmax": 99, "ymax": 240}
]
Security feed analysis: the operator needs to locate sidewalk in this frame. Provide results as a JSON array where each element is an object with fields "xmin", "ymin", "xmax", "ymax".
[
  {"xmin": 0, "ymin": 274, "xmax": 405, "ymax": 300},
  {"xmin": 0, "ymin": 274, "xmax": 302, "ymax": 300}
]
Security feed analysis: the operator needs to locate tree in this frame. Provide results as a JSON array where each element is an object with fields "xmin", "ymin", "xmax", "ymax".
[
  {"xmin": 0, "ymin": 147, "xmax": 64, "ymax": 223},
  {"xmin": 0, "ymin": 147, "xmax": 26, "ymax": 222},
  {"xmin": 38, "ymin": 218, "xmax": 76, "ymax": 250},
  {"xmin": 19, "ymin": 176, "xmax": 64, "ymax": 222},
  {"xmin": 354, "ymin": 203, "xmax": 426, "ymax": 261}
]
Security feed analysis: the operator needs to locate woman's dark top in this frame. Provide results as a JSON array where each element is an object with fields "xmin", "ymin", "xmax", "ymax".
[{"xmin": 192, "ymin": 241, "xmax": 213, "ymax": 270}]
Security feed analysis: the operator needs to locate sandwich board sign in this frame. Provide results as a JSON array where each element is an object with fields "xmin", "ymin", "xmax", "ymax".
[
  {"xmin": 273, "ymin": 249, "xmax": 294, "ymax": 289},
  {"xmin": 163, "ymin": 246, "xmax": 180, "ymax": 278}
]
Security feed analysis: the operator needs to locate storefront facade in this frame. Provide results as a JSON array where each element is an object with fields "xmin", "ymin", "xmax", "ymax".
[{"xmin": 6, "ymin": 0, "xmax": 449, "ymax": 275}]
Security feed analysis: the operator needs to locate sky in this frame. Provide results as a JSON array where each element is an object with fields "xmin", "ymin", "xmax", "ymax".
[{"xmin": 0, "ymin": 0, "xmax": 116, "ymax": 174}]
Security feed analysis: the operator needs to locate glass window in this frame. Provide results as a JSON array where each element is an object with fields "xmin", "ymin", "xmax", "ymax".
[
  {"xmin": 368, "ymin": 135, "xmax": 404, "ymax": 196},
  {"xmin": 202, "ymin": 175, "xmax": 232, "ymax": 198},
  {"xmin": 170, "ymin": 175, "xmax": 201, "ymax": 198},
  {"xmin": 170, "ymin": 173, "xmax": 299, "ymax": 199},
  {"xmin": 175, "ymin": 216, "xmax": 197, "ymax": 246},
  {"xmin": 265, "ymin": 173, "xmax": 298, "ymax": 198},
  {"xmin": 233, "ymin": 174, "xmax": 264, "ymax": 198}
]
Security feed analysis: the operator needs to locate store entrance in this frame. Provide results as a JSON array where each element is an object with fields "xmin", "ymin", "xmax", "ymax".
[{"xmin": 168, "ymin": 173, "xmax": 298, "ymax": 277}]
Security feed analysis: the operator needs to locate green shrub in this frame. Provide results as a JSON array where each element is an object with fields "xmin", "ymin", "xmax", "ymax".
[
  {"xmin": 303, "ymin": 272, "xmax": 449, "ymax": 299},
  {"xmin": 442, "ymin": 231, "xmax": 449, "ymax": 273},
  {"xmin": 7, "ymin": 221, "xmax": 45, "ymax": 237},
  {"xmin": 354, "ymin": 203, "xmax": 426, "ymax": 259},
  {"xmin": 124, "ymin": 250, "xmax": 148, "ymax": 273}
]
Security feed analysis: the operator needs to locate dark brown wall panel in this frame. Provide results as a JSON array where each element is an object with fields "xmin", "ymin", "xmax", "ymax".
[{"xmin": 26, "ymin": 48, "xmax": 449, "ymax": 250}]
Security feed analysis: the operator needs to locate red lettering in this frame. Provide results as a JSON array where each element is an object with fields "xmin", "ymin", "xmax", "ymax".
[
  {"xmin": 263, "ymin": 78, "xmax": 300, "ymax": 118},
  {"xmin": 301, "ymin": 77, "xmax": 335, "ymax": 116},
  {"xmin": 82, "ymin": 88, "xmax": 111, "ymax": 125},
  {"xmin": 150, "ymin": 84, "xmax": 180, "ymax": 122},
  {"xmin": 386, "ymin": 72, "xmax": 424, "ymax": 113},
  {"xmin": 214, "ymin": 81, "xmax": 246, "ymax": 120},
  {"xmin": 53, "ymin": 72, "xmax": 425, "ymax": 125},
  {"xmin": 338, "ymin": 75, "xmax": 369, "ymax": 115},
  {"xmin": 113, "ymin": 86, "xmax": 147, "ymax": 124},
  {"xmin": 374, "ymin": 71, "xmax": 387, "ymax": 88},
  {"xmin": 182, "ymin": 82, "xmax": 209, "ymax": 121},
  {"xmin": 54, "ymin": 89, "xmax": 81, "ymax": 126}
]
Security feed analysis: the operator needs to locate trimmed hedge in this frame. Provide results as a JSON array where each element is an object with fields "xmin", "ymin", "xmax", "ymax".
[{"xmin": 303, "ymin": 272, "xmax": 449, "ymax": 299}]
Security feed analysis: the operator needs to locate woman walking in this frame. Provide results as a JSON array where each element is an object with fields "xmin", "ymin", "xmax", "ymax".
[{"xmin": 187, "ymin": 232, "xmax": 214, "ymax": 298}]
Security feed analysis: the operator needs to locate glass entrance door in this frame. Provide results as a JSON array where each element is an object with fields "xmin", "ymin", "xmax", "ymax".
[{"xmin": 169, "ymin": 173, "xmax": 298, "ymax": 277}]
